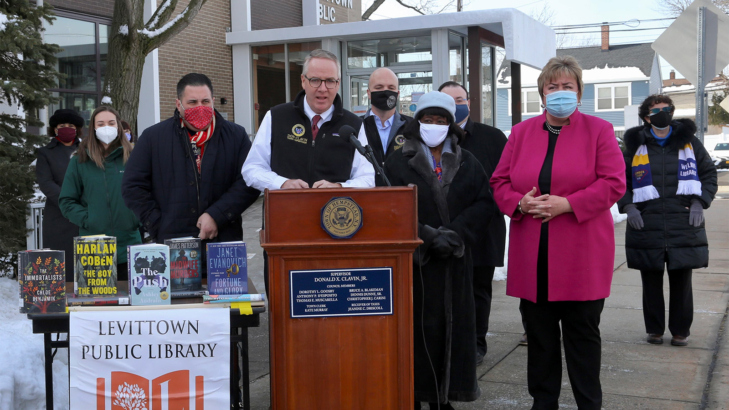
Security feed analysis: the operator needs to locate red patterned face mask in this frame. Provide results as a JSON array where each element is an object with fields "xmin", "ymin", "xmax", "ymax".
[{"xmin": 182, "ymin": 105, "xmax": 214, "ymax": 130}]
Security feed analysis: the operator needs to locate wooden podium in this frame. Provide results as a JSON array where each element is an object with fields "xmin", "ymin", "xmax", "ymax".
[{"xmin": 261, "ymin": 187, "xmax": 421, "ymax": 409}]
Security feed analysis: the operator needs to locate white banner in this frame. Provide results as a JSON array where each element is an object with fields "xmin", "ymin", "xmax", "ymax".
[{"xmin": 70, "ymin": 307, "xmax": 230, "ymax": 410}]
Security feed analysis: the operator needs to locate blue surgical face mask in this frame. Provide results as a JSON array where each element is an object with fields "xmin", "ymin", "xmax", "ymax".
[
  {"xmin": 454, "ymin": 104, "xmax": 469, "ymax": 124},
  {"xmin": 545, "ymin": 90, "xmax": 578, "ymax": 119}
]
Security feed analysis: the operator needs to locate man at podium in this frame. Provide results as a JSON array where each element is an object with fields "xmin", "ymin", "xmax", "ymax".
[{"xmin": 241, "ymin": 49, "xmax": 374, "ymax": 191}]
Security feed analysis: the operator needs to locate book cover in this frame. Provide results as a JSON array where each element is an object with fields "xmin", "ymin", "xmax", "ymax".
[
  {"xmin": 18, "ymin": 250, "xmax": 66, "ymax": 313},
  {"xmin": 66, "ymin": 290, "xmax": 130, "ymax": 306},
  {"xmin": 74, "ymin": 235, "xmax": 117, "ymax": 297},
  {"xmin": 207, "ymin": 242, "xmax": 248, "ymax": 295},
  {"xmin": 164, "ymin": 237, "xmax": 203, "ymax": 293},
  {"xmin": 128, "ymin": 244, "xmax": 171, "ymax": 306}
]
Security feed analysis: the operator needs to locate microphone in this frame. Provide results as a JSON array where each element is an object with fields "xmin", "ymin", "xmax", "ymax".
[
  {"xmin": 338, "ymin": 125, "xmax": 367, "ymax": 157},
  {"xmin": 337, "ymin": 125, "xmax": 391, "ymax": 187}
]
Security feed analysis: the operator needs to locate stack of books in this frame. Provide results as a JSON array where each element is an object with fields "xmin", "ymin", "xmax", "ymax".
[{"xmin": 68, "ymin": 235, "xmax": 129, "ymax": 307}]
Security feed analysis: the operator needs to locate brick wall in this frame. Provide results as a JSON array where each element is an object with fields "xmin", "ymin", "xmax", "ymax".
[
  {"xmin": 47, "ymin": 0, "xmax": 115, "ymax": 18},
  {"xmin": 157, "ymin": 0, "xmax": 236, "ymax": 124},
  {"xmin": 251, "ymin": 0, "xmax": 302, "ymax": 30}
]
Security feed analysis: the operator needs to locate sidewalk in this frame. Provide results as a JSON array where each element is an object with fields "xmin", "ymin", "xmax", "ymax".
[{"xmin": 242, "ymin": 170, "xmax": 729, "ymax": 409}]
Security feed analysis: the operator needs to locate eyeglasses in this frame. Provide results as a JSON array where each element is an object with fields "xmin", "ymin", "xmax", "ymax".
[
  {"xmin": 304, "ymin": 75, "xmax": 340, "ymax": 89},
  {"xmin": 649, "ymin": 107, "xmax": 672, "ymax": 115}
]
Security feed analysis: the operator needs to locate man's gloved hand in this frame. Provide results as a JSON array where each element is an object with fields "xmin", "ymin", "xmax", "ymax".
[
  {"xmin": 430, "ymin": 234, "xmax": 454, "ymax": 259},
  {"xmin": 689, "ymin": 199, "xmax": 704, "ymax": 227},
  {"xmin": 624, "ymin": 204, "xmax": 644, "ymax": 230}
]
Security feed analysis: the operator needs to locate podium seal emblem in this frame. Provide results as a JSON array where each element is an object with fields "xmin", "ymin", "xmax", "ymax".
[{"xmin": 321, "ymin": 197, "xmax": 363, "ymax": 239}]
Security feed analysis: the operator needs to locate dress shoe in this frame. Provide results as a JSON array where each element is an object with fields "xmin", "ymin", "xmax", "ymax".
[
  {"xmin": 646, "ymin": 334, "xmax": 664, "ymax": 344},
  {"xmin": 476, "ymin": 351, "xmax": 484, "ymax": 366},
  {"xmin": 519, "ymin": 333, "xmax": 528, "ymax": 346},
  {"xmin": 671, "ymin": 336, "xmax": 688, "ymax": 346}
]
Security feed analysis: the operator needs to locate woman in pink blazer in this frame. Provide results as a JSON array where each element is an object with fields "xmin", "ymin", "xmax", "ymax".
[{"xmin": 490, "ymin": 56, "xmax": 625, "ymax": 410}]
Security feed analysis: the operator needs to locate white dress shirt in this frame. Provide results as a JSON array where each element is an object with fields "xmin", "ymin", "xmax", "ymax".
[{"xmin": 242, "ymin": 97, "xmax": 375, "ymax": 191}]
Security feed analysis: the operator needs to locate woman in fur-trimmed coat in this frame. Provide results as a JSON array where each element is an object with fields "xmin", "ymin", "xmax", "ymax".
[
  {"xmin": 383, "ymin": 91, "xmax": 495, "ymax": 409},
  {"xmin": 618, "ymin": 94, "xmax": 717, "ymax": 347}
]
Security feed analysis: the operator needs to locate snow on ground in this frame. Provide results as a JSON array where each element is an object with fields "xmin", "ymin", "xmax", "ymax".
[
  {"xmin": 493, "ymin": 204, "xmax": 626, "ymax": 282},
  {"xmin": 0, "ymin": 278, "xmax": 69, "ymax": 410}
]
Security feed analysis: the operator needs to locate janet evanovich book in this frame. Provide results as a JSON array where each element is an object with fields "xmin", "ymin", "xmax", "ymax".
[
  {"xmin": 18, "ymin": 250, "xmax": 66, "ymax": 313},
  {"xmin": 128, "ymin": 244, "xmax": 171, "ymax": 306},
  {"xmin": 206, "ymin": 241, "xmax": 248, "ymax": 295},
  {"xmin": 74, "ymin": 235, "xmax": 117, "ymax": 296}
]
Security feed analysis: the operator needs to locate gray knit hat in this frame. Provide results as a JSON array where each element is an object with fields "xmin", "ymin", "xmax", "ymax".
[{"xmin": 413, "ymin": 91, "xmax": 456, "ymax": 123}]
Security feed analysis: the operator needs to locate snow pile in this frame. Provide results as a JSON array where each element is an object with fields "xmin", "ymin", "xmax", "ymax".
[
  {"xmin": 101, "ymin": 96, "xmax": 112, "ymax": 105},
  {"xmin": 0, "ymin": 278, "xmax": 69, "ymax": 410},
  {"xmin": 139, "ymin": 7, "xmax": 187, "ymax": 38},
  {"xmin": 118, "ymin": 24, "xmax": 128, "ymax": 35},
  {"xmin": 582, "ymin": 64, "xmax": 646, "ymax": 83},
  {"xmin": 493, "ymin": 205, "xmax": 626, "ymax": 282},
  {"xmin": 0, "ymin": 13, "xmax": 14, "ymax": 32},
  {"xmin": 148, "ymin": 0, "xmax": 172, "ymax": 29}
]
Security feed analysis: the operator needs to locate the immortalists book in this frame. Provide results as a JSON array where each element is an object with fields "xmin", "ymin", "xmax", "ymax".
[
  {"xmin": 207, "ymin": 241, "xmax": 248, "ymax": 295},
  {"xmin": 74, "ymin": 235, "xmax": 117, "ymax": 297},
  {"xmin": 127, "ymin": 244, "xmax": 171, "ymax": 306},
  {"xmin": 18, "ymin": 250, "xmax": 66, "ymax": 313},
  {"xmin": 164, "ymin": 237, "xmax": 203, "ymax": 293}
]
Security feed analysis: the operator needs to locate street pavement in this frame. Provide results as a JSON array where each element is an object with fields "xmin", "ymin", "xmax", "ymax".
[{"xmin": 241, "ymin": 170, "xmax": 729, "ymax": 409}]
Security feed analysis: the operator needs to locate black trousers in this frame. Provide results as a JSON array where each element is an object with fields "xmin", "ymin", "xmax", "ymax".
[
  {"xmin": 640, "ymin": 268, "xmax": 693, "ymax": 337},
  {"xmin": 473, "ymin": 266, "xmax": 495, "ymax": 356},
  {"xmin": 520, "ymin": 298, "xmax": 605, "ymax": 410}
]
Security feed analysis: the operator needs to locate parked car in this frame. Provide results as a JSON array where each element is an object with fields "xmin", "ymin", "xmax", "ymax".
[{"xmin": 711, "ymin": 142, "xmax": 729, "ymax": 169}]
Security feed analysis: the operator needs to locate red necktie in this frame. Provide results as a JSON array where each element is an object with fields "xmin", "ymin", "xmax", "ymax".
[{"xmin": 312, "ymin": 115, "xmax": 321, "ymax": 141}]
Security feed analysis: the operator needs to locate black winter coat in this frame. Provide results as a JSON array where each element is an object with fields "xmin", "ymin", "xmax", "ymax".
[
  {"xmin": 122, "ymin": 110, "xmax": 260, "ymax": 246},
  {"xmin": 461, "ymin": 119, "xmax": 508, "ymax": 267},
  {"xmin": 384, "ymin": 134, "xmax": 494, "ymax": 403},
  {"xmin": 617, "ymin": 119, "xmax": 717, "ymax": 271},
  {"xmin": 35, "ymin": 138, "xmax": 80, "ymax": 274}
]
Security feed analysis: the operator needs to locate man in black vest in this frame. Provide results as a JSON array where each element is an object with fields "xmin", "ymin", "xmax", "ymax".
[
  {"xmin": 361, "ymin": 67, "xmax": 412, "ymax": 186},
  {"xmin": 439, "ymin": 81, "xmax": 509, "ymax": 366},
  {"xmin": 242, "ymin": 49, "xmax": 374, "ymax": 191}
]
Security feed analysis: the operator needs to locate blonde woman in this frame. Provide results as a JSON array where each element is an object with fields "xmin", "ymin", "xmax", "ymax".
[
  {"xmin": 59, "ymin": 106, "xmax": 141, "ymax": 280},
  {"xmin": 490, "ymin": 56, "xmax": 626, "ymax": 409}
]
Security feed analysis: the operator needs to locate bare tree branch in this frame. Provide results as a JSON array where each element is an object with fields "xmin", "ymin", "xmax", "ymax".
[
  {"xmin": 142, "ymin": 0, "xmax": 207, "ymax": 54},
  {"xmin": 145, "ymin": 0, "xmax": 180, "ymax": 31},
  {"xmin": 657, "ymin": 0, "xmax": 729, "ymax": 17},
  {"xmin": 436, "ymin": 0, "xmax": 456, "ymax": 14},
  {"xmin": 395, "ymin": 0, "xmax": 425, "ymax": 15},
  {"xmin": 362, "ymin": 0, "xmax": 387, "ymax": 20}
]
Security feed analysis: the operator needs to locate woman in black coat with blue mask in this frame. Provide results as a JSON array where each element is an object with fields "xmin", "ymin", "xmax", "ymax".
[
  {"xmin": 618, "ymin": 94, "xmax": 717, "ymax": 347},
  {"xmin": 384, "ymin": 91, "xmax": 495, "ymax": 409}
]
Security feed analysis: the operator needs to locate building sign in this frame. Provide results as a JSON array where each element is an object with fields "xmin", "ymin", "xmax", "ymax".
[
  {"xmin": 290, "ymin": 268, "xmax": 393, "ymax": 318},
  {"xmin": 69, "ymin": 307, "xmax": 230, "ymax": 409},
  {"xmin": 319, "ymin": 0, "xmax": 362, "ymax": 24}
]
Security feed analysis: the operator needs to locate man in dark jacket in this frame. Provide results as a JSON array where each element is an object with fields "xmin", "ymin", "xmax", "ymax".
[
  {"xmin": 122, "ymin": 73, "xmax": 259, "ymax": 257},
  {"xmin": 361, "ymin": 67, "xmax": 412, "ymax": 186},
  {"xmin": 440, "ymin": 81, "xmax": 509, "ymax": 365}
]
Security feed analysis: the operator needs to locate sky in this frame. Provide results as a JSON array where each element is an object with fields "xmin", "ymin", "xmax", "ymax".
[{"xmin": 362, "ymin": 0, "xmax": 688, "ymax": 79}]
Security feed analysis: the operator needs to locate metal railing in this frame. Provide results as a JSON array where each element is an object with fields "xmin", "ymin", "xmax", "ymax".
[{"xmin": 26, "ymin": 202, "xmax": 45, "ymax": 250}]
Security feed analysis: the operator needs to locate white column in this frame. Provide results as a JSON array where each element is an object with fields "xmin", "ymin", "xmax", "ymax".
[
  {"xmin": 232, "ymin": 44, "xmax": 254, "ymax": 132},
  {"xmin": 431, "ymin": 29, "xmax": 450, "ymax": 89},
  {"xmin": 302, "ymin": 0, "xmax": 321, "ymax": 26},
  {"xmin": 230, "ymin": 0, "xmax": 252, "ymax": 32},
  {"xmin": 137, "ymin": 0, "xmax": 161, "ymax": 135}
]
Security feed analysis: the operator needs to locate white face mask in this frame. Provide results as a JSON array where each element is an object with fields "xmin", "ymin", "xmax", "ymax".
[
  {"xmin": 95, "ymin": 126, "xmax": 118, "ymax": 144},
  {"xmin": 419, "ymin": 122, "xmax": 449, "ymax": 148}
]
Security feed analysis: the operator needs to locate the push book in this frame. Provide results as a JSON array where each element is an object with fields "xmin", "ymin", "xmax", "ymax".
[
  {"xmin": 164, "ymin": 237, "xmax": 203, "ymax": 293},
  {"xmin": 127, "ymin": 244, "xmax": 171, "ymax": 306},
  {"xmin": 207, "ymin": 241, "xmax": 248, "ymax": 295},
  {"xmin": 18, "ymin": 250, "xmax": 66, "ymax": 313},
  {"xmin": 74, "ymin": 235, "xmax": 117, "ymax": 297}
]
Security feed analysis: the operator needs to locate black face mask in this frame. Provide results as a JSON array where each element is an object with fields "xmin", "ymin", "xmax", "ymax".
[
  {"xmin": 370, "ymin": 90, "xmax": 399, "ymax": 111},
  {"xmin": 649, "ymin": 111, "xmax": 672, "ymax": 130}
]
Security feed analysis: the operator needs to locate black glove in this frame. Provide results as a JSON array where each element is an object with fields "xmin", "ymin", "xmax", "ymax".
[
  {"xmin": 689, "ymin": 199, "xmax": 704, "ymax": 227},
  {"xmin": 437, "ymin": 227, "xmax": 465, "ymax": 258},
  {"xmin": 624, "ymin": 204, "xmax": 644, "ymax": 230},
  {"xmin": 430, "ymin": 234, "xmax": 455, "ymax": 259}
]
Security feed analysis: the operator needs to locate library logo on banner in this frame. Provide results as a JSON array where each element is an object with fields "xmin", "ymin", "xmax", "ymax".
[{"xmin": 69, "ymin": 307, "xmax": 230, "ymax": 409}]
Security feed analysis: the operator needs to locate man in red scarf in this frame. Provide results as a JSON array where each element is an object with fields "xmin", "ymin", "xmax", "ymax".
[{"xmin": 123, "ymin": 73, "xmax": 259, "ymax": 254}]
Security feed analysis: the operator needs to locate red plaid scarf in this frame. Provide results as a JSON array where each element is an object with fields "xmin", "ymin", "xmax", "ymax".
[{"xmin": 182, "ymin": 116, "xmax": 215, "ymax": 173}]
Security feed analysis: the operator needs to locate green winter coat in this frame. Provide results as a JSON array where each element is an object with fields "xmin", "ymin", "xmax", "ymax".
[{"xmin": 59, "ymin": 147, "xmax": 141, "ymax": 264}]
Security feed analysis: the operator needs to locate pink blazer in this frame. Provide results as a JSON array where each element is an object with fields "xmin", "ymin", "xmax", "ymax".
[{"xmin": 490, "ymin": 110, "xmax": 626, "ymax": 302}]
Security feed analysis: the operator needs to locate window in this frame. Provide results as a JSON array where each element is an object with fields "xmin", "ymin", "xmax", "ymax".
[
  {"xmin": 595, "ymin": 83, "xmax": 631, "ymax": 111},
  {"xmin": 508, "ymin": 88, "xmax": 542, "ymax": 116},
  {"xmin": 45, "ymin": 12, "xmax": 110, "ymax": 130}
]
